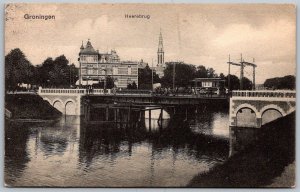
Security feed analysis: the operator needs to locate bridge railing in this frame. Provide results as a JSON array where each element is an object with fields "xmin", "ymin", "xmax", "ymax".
[
  {"xmin": 6, "ymin": 90, "xmax": 37, "ymax": 95},
  {"xmin": 38, "ymin": 88, "xmax": 112, "ymax": 95},
  {"xmin": 232, "ymin": 90, "xmax": 296, "ymax": 98},
  {"xmin": 91, "ymin": 89, "xmax": 111, "ymax": 94},
  {"xmin": 116, "ymin": 89, "xmax": 152, "ymax": 95},
  {"xmin": 39, "ymin": 88, "xmax": 87, "ymax": 94}
]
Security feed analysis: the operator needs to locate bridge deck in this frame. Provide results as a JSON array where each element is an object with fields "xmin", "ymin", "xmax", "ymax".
[{"xmin": 87, "ymin": 94, "xmax": 228, "ymax": 99}]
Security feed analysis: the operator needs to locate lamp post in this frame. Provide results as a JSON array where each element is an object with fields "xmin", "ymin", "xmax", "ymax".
[
  {"xmin": 173, "ymin": 62, "xmax": 176, "ymax": 90},
  {"xmin": 151, "ymin": 59, "xmax": 154, "ymax": 91},
  {"xmin": 103, "ymin": 68, "xmax": 107, "ymax": 92}
]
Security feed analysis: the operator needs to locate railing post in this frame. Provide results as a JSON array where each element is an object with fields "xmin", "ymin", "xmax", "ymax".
[
  {"xmin": 106, "ymin": 106, "xmax": 109, "ymax": 121},
  {"xmin": 114, "ymin": 108, "xmax": 117, "ymax": 123}
]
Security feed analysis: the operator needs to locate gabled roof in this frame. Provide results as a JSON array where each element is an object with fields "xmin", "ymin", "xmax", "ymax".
[{"xmin": 79, "ymin": 40, "xmax": 98, "ymax": 55}]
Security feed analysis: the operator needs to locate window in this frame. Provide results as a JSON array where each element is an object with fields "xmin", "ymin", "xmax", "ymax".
[
  {"xmin": 118, "ymin": 68, "xmax": 128, "ymax": 75},
  {"xmin": 131, "ymin": 68, "xmax": 138, "ymax": 74},
  {"xmin": 113, "ymin": 67, "xmax": 118, "ymax": 75}
]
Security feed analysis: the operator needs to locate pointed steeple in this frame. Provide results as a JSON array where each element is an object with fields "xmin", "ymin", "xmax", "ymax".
[
  {"xmin": 157, "ymin": 29, "xmax": 164, "ymax": 67},
  {"xmin": 158, "ymin": 28, "xmax": 164, "ymax": 52},
  {"xmin": 80, "ymin": 41, "xmax": 84, "ymax": 50},
  {"xmin": 86, "ymin": 38, "xmax": 93, "ymax": 48}
]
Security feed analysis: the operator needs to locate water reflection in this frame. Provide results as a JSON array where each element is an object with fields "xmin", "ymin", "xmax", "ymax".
[
  {"xmin": 5, "ymin": 121, "xmax": 30, "ymax": 184},
  {"xmin": 5, "ymin": 107, "xmax": 238, "ymax": 187},
  {"xmin": 189, "ymin": 108, "xmax": 229, "ymax": 138},
  {"xmin": 144, "ymin": 108, "xmax": 170, "ymax": 132}
]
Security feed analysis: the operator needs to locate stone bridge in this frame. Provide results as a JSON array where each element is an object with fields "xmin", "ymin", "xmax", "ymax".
[
  {"xmin": 229, "ymin": 90, "xmax": 296, "ymax": 128},
  {"xmin": 38, "ymin": 88, "xmax": 111, "ymax": 115},
  {"xmin": 38, "ymin": 87, "xmax": 227, "ymax": 115}
]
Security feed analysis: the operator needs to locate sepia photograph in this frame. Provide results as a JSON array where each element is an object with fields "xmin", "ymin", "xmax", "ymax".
[{"xmin": 4, "ymin": 3, "xmax": 296, "ymax": 187}]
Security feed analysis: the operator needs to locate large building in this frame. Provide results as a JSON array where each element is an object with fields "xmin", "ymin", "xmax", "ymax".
[{"xmin": 78, "ymin": 40, "xmax": 143, "ymax": 88}]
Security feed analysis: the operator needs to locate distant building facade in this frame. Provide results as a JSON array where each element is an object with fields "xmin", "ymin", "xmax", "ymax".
[
  {"xmin": 192, "ymin": 78, "xmax": 225, "ymax": 94},
  {"xmin": 78, "ymin": 40, "xmax": 144, "ymax": 88},
  {"xmin": 193, "ymin": 78, "xmax": 224, "ymax": 88}
]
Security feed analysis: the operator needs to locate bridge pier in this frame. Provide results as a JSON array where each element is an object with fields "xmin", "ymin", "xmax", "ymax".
[
  {"xmin": 185, "ymin": 108, "xmax": 188, "ymax": 121},
  {"xmin": 106, "ymin": 106, "xmax": 109, "ymax": 121},
  {"xmin": 149, "ymin": 109, "xmax": 152, "ymax": 131},
  {"xmin": 126, "ymin": 105, "xmax": 131, "ymax": 123},
  {"xmin": 256, "ymin": 118, "xmax": 262, "ymax": 128},
  {"xmin": 114, "ymin": 108, "xmax": 117, "ymax": 122}
]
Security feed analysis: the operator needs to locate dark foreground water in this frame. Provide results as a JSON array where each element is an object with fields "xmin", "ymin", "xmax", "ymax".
[
  {"xmin": 5, "ymin": 108, "xmax": 232, "ymax": 187},
  {"xmin": 188, "ymin": 112, "xmax": 295, "ymax": 187}
]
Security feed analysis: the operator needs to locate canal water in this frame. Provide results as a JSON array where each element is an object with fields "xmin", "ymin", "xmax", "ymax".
[{"xmin": 5, "ymin": 107, "xmax": 231, "ymax": 187}]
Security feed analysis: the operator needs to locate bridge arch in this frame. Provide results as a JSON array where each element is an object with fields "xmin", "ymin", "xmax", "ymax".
[
  {"xmin": 260, "ymin": 104, "xmax": 285, "ymax": 126},
  {"xmin": 260, "ymin": 104, "xmax": 286, "ymax": 118},
  {"xmin": 234, "ymin": 103, "xmax": 259, "ymax": 117},
  {"xmin": 65, "ymin": 99, "xmax": 76, "ymax": 115},
  {"xmin": 234, "ymin": 103, "xmax": 259, "ymax": 128},
  {"xmin": 52, "ymin": 98, "xmax": 64, "ymax": 113}
]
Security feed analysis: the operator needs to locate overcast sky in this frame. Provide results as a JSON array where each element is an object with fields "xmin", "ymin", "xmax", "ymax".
[{"xmin": 5, "ymin": 4, "xmax": 295, "ymax": 83}]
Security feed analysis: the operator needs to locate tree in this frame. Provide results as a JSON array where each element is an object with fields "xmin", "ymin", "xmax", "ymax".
[
  {"xmin": 264, "ymin": 75, "xmax": 295, "ymax": 90},
  {"xmin": 37, "ymin": 57, "xmax": 54, "ymax": 87},
  {"xmin": 138, "ymin": 64, "xmax": 160, "ymax": 89},
  {"xmin": 206, "ymin": 67, "xmax": 217, "ymax": 78},
  {"xmin": 50, "ymin": 55, "xmax": 69, "ymax": 87},
  {"xmin": 161, "ymin": 62, "xmax": 196, "ymax": 87},
  {"xmin": 131, "ymin": 81, "xmax": 137, "ymax": 89},
  {"xmin": 242, "ymin": 77, "xmax": 253, "ymax": 90},
  {"xmin": 105, "ymin": 76, "xmax": 115, "ymax": 89},
  {"xmin": 219, "ymin": 73, "xmax": 225, "ymax": 79},
  {"xmin": 38, "ymin": 55, "xmax": 79, "ymax": 88},
  {"xmin": 225, "ymin": 75, "xmax": 240, "ymax": 90},
  {"xmin": 68, "ymin": 64, "xmax": 79, "ymax": 87},
  {"xmin": 194, "ymin": 65, "xmax": 207, "ymax": 78},
  {"xmin": 127, "ymin": 83, "xmax": 132, "ymax": 89},
  {"xmin": 225, "ymin": 75, "xmax": 252, "ymax": 90},
  {"xmin": 5, "ymin": 48, "xmax": 34, "ymax": 90},
  {"xmin": 218, "ymin": 73, "xmax": 226, "ymax": 90}
]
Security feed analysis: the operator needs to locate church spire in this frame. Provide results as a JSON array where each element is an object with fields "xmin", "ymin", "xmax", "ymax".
[
  {"xmin": 158, "ymin": 28, "xmax": 164, "ymax": 52},
  {"xmin": 157, "ymin": 29, "xmax": 164, "ymax": 66}
]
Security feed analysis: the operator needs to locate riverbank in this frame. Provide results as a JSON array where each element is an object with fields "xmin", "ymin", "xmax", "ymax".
[
  {"xmin": 188, "ymin": 112, "xmax": 295, "ymax": 188},
  {"xmin": 5, "ymin": 94, "xmax": 61, "ymax": 120},
  {"xmin": 266, "ymin": 161, "xmax": 295, "ymax": 187}
]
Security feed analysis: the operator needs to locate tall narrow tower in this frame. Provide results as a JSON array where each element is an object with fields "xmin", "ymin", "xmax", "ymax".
[{"xmin": 157, "ymin": 29, "xmax": 164, "ymax": 67}]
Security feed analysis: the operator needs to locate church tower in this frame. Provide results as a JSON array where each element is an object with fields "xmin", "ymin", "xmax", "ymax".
[{"xmin": 157, "ymin": 29, "xmax": 164, "ymax": 67}]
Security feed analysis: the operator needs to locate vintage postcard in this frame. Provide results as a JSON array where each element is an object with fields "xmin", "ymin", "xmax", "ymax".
[{"xmin": 4, "ymin": 3, "xmax": 296, "ymax": 187}]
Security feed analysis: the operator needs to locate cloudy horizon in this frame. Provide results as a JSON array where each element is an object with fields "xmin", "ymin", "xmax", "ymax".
[{"xmin": 5, "ymin": 3, "xmax": 296, "ymax": 84}]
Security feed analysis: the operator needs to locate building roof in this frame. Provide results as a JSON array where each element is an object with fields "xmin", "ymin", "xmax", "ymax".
[
  {"xmin": 79, "ymin": 40, "xmax": 98, "ymax": 55},
  {"xmin": 192, "ymin": 78, "xmax": 225, "ymax": 82}
]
